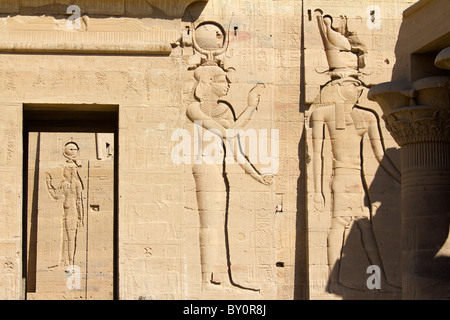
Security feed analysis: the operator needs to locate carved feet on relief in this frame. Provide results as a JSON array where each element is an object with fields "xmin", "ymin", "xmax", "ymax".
[
  {"xmin": 47, "ymin": 264, "xmax": 60, "ymax": 271},
  {"xmin": 201, "ymin": 280, "xmax": 243, "ymax": 294}
]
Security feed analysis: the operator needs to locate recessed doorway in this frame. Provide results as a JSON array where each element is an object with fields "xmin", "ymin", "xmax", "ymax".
[{"xmin": 23, "ymin": 104, "xmax": 118, "ymax": 300}]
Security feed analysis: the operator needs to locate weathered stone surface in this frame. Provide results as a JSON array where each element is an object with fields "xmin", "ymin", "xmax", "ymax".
[
  {"xmin": 1, "ymin": 0, "xmax": 448, "ymax": 301},
  {"xmin": 369, "ymin": 0, "xmax": 450, "ymax": 299}
]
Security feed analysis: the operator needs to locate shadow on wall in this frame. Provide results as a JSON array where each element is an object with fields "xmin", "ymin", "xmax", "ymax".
[
  {"xmin": 370, "ymin": 2, "xmax": 450, "ymax": 298},
  {"xmin": 326, "ymin": 149, "xmax": 402, "ymax": 299},
  {"xmin": 294, "ymin": 126, "xmax": 308, "ymax": 300},
  {"xmin": 25, "ymin": 132, "xmax": 40, "ymax": 293},
  {"xmin": 294, "ymin": 0, "xmax": 308, "ymax": 300},
  {"xmin": 423, "ymin": 230, "xmax": 450, "ymax": 298}
]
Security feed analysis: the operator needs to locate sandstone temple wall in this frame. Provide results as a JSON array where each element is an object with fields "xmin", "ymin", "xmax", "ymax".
[{"xmin": 0, "ymin": 0, "xmax": 444, "ymax": 300}]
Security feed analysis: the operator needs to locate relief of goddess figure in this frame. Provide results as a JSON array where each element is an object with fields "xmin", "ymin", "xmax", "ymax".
[
  {"xmin": 45, "ymin": 142, "xmax": 84, "ymax": 268},
  {"xmin": 186, "ymin": 21, "xmax": 273, "ymax": 292}
]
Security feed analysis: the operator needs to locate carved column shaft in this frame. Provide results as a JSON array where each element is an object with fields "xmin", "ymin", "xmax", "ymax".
[
  {"xmin": 369, "ymin": 77, "xmax": 450, "ymax": 298},
  {"xmin": 401, "ymin": 141, "xmax": 450, "ymax": 299}
]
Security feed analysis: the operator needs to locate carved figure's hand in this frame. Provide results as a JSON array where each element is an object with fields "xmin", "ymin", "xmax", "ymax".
[
  {"xmin": 248, "ymin": 83, "xmax": 266, "ymax": 109},
  {"xmin": 313, "ymin": 193, "xmax": 325, "ymax": 211},
  {"xmin": 261, "ymin": 174, "xmax": 274, "ymax": 186},
  {"xmin": 45, "ymin": 172, "xmax": 52, "ymax": 186},
  {"xmin": 252, "ymin": 173, "xmax": 274, "ymax": 186}
]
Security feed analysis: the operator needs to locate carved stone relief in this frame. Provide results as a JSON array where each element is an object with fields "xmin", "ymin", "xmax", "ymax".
[
  {"xmin": 184, "ymin": 20, "xmax": 273, "ymax": 296},
  {"xmin": 0, "ymin": 0, "xmax": 206, "ymax": 55},
  {"xmin": 368, "ymin": 46, "xmax": 450, "ymax": 299},
  {"xmin": 45, "ymin": 142, "xmax": 84, "ymax": 268},
  {"xmin": 369, "ymin": 76, "xmax": 450, "ymax": 147},
  {"xmin": 0, "ymin": 103, "xmax": 21, "ymax": 300},
  {"xmin": 307, "ymin": 10, "xmax": 402, "ymax": 298},
  {"xmin": 26, "ymin": 132, "xmax": 114, "ymax": 300},
  {"xmin": 0, "ymin": 0, "xmax": 429, "ymax": 301},
  {"xmin": 0, "ymin": 15, "xmax": 178, "ymax": 54}
]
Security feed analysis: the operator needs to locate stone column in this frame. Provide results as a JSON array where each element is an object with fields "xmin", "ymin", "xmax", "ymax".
[{"xmin": 369, "ymin": 68, "xmax": 450, "ymax": 299}]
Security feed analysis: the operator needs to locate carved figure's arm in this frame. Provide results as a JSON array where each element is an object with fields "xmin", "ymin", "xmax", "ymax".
[
  {"xmin": 45, "ymin": 172, "xmax": 62, "ymax": 200},
  {"xmin": 232, "ymin": 83, "xmax": 272, "ymax": 184},
  {"xmin": 187, "ymin": 84, "xmax": 265, "ymax": 138},
  {"xmin": 367, "ymin": 117, "xmax": 401, "ymax": 183},
  {"xmin": 232, "ymin": 83, "xmax": 265, "ymax": 130},
  {"xmin": 311, "ymin": 111, "xmax": 325, "ymax": 207},
  {"xmin": 239, "ymin": 159, "xmax": 272, "ymax": 185},
  {"xmin": 186, "ymin": 102, "xmax": 228, "ymax": 137},
  {"xmin": 231, "ymin": 138, "xmax": 273, "ymax": 185},
  {"xmin": 76, "ymin": 182, "xmax": 83, "ymax": 223}
]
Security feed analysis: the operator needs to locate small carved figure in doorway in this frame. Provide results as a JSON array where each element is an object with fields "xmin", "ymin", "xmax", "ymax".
[{"xmin": 45, "ymin": 141, "xmax": 84, "ymax": 268}]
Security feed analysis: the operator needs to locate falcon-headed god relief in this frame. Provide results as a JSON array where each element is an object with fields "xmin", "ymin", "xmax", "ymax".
[{"xmin": 310, "ymin": 11, "xmax": 401, "ymax": 294}]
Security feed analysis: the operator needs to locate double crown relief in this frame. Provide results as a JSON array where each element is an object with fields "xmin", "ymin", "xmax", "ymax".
[
  {"xmin": 309, "ymin": 11, "xmax": 401, "ymax": 294},
  {"xmin": 313, "ymin": 10, "xmax": 372, "ymax": 131},
  {"xmin": 316, "ymin": 10, "xmax": 367, "ymax": 81}
]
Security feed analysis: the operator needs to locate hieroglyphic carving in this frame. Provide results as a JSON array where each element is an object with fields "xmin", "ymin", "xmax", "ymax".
[
  {"xmin": 0, "ymin": 16, "xmax": 178, "ymax": 54},
  {"xmin": 45, "ymin": 141, "xmax": 84, "ymax": 267},
  {"xmin": 309, "ymin": 11, "xmax": 401, "ymax": 295},
  {"xmin": 186, "ymin": 21, "xmax": 273, "ymax": 293},
  {"xmin": 4, "ymin": 127, "xmax": 16, "ymax": 164}
]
